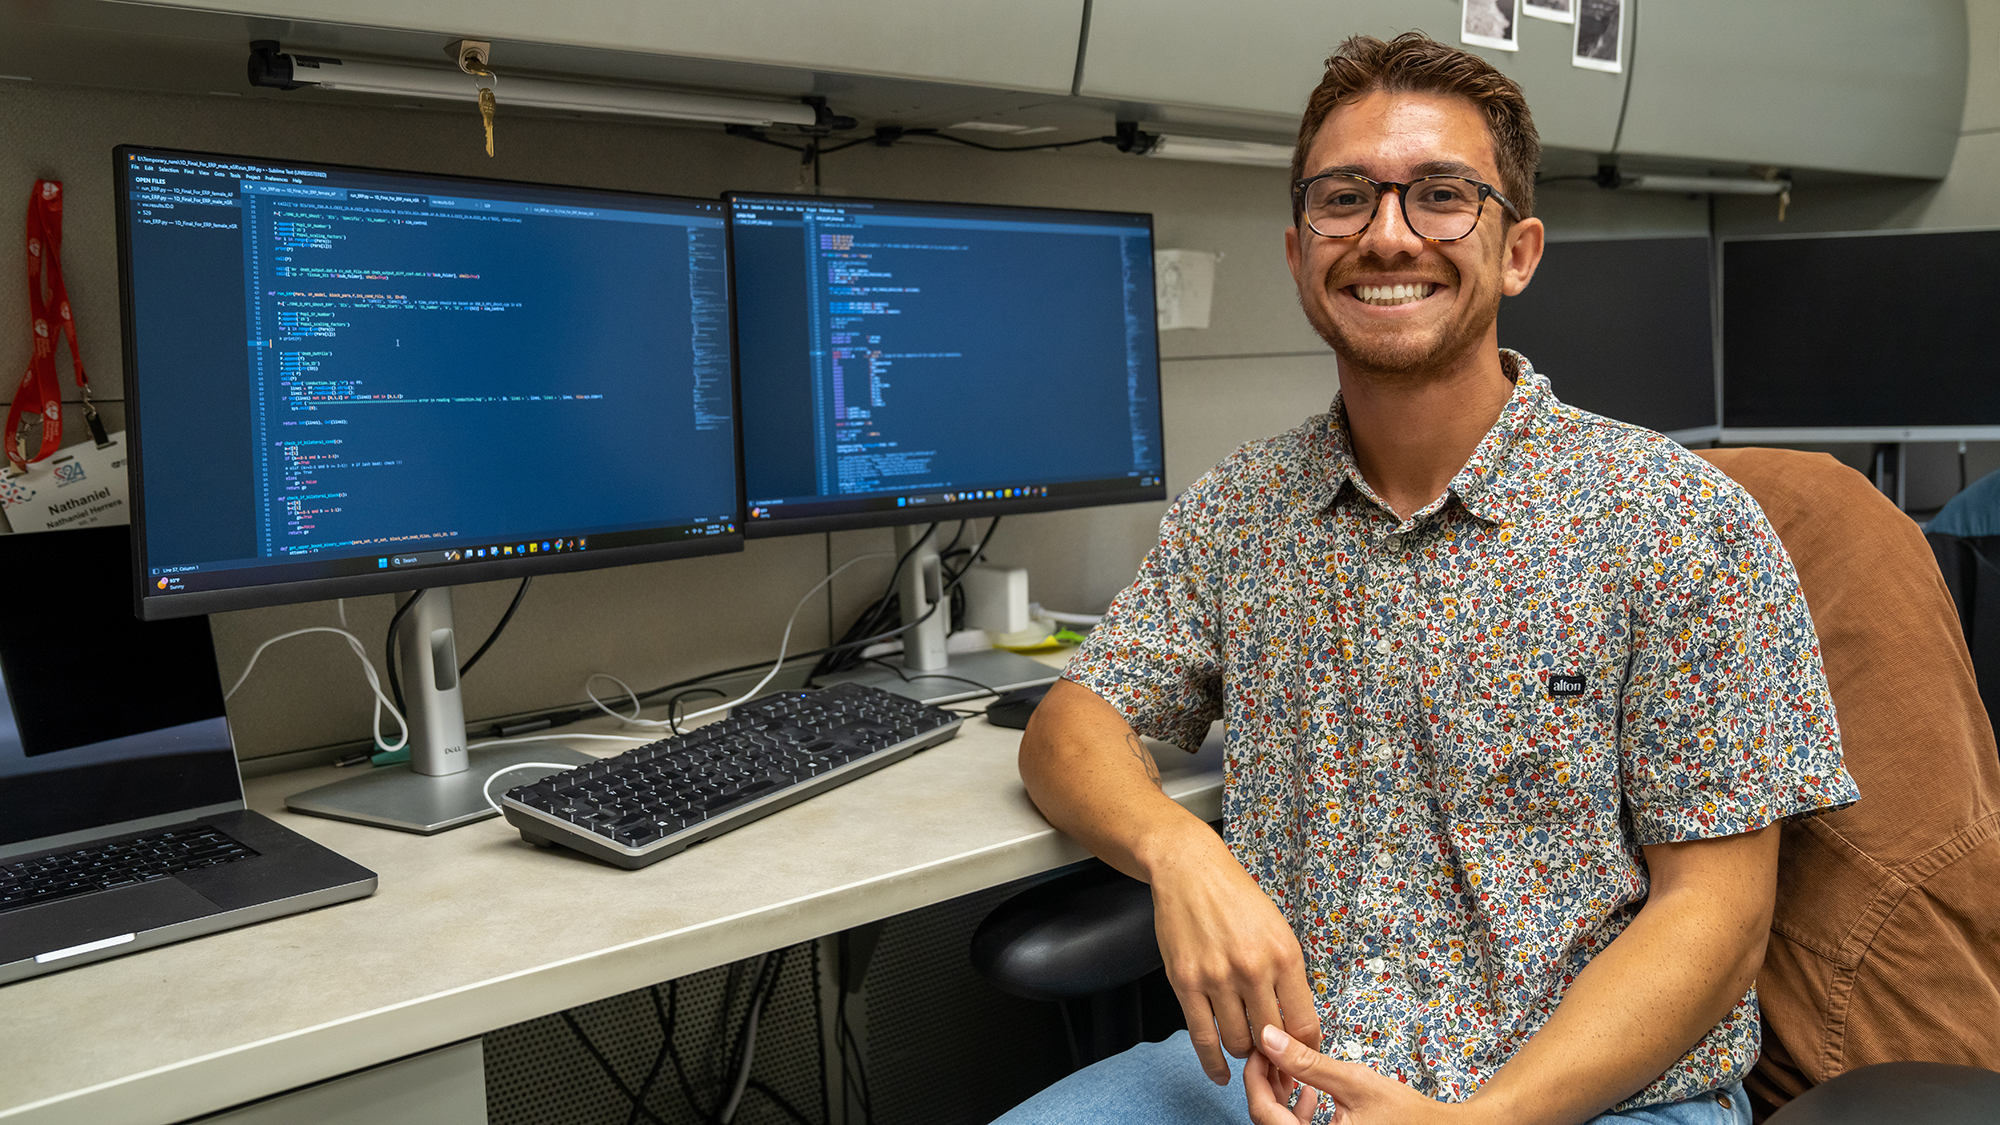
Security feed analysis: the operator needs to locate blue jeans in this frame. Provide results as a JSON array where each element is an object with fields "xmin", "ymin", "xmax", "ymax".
[{"xmin": 990, "ymin": 1032, "xmax": 1753, "ymax": 1125}]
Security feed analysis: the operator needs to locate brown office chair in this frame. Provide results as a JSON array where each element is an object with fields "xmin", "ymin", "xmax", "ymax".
[
  {"xmin": 976, "ymin": 448, "xmax": 2000, "ymax": 1121},
  {"xmin": 1695, "ymin": 448, "xmax": 2000, "ymax": 1120}
]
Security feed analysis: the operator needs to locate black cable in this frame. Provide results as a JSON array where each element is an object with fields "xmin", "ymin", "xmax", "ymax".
[
  {"xmin": 384, "ymin": 590, "xmax": 423, "ymax": 716},
  {"xmin": 666, "ymin": 687, "xmax": 727, "ymax": 735},
  {"xmin": 816, "ymin": 521, "xmax": 973, "ymax": 678},
  {"xmin": 562, "ymin": 1011, "xmax": 672, "ymax": 1125},
  {"xmin": 717, "ymin": 949, "xmax": 786, "ymax": 1120},
  {"xmin": 728, "ymin": 128, "xmax": 808, "ymax": 153},
  {"xmin": 1535, "ymin": 173, "xmax": 1600, "ymax": 184},
  {"xmin": 653, "ymin": 981, "xmax": 722, "ymax": 1125},
  {"xmin": 897, "ymin": 671, "xmax": 1003, "ymax": 701},
  {"xmin": 627, "ymin": 992, "xmax": 673, "ymax": 1125},
  {"xmin": 891, "ymin": 128, "xmax": 1114, "ymax": 153},
  {"xmin": 812, "ymin": 523, "xmax": 938, "ymax": 679},
  {"xmin": 837, "ymin": 998, "xmax": 876, "ymax": 1124},
  {"xmin": 462, "ymin": 522, "xmax": 996, "ymax": 737},
  {"xmin": 748, "ymin": 1079, "xmax": 818, "ymax": 1125},
  {"xmin": 816, "ymin": 135, "xmax": 876, "ymax": 155},
  {"xmin": 813, "ymin": 942, "xmax": 829, "ymax": 1125},
  {"xmin": 459, "ymin": 576, "xmax": 532, "ymax": 677}
]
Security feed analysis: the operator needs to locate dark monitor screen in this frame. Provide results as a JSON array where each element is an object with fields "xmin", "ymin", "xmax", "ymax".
[
  {"xmin": 1498, "ymin": 236, "xmax": 1716, "ymax": 437},
  {"xmin": 0, "ymin": 525, "xmax": 240, "ymax": 851},
  {"xmin": 727, "ymin": 192, "xmax": 1166, "ymax": 535},
  {"xmin": 1722, "ymin": 228, "xmax": 2000, "ymax": 430},
  {"xmin": 116, "ymin": 147, "xmax": 744, "ymax": 619}
]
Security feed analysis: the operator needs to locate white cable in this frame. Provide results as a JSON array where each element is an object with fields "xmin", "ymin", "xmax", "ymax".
[
  {"xmin": 226, "ymin": 626, "xmax": 408, "ymax": 752},
  {"xmin": 585, "ymin": 672, "xmax": 649, "ymax": 724},
  {"xmin": 719, "ymin": 953, "xmax": 773, "ymax": 1124},
  {"xmin": 336, "ymin": 597, "xmax": 348, "ymax": 628},
  {"xmin": 468, "ymin": 733, "xmax": 654, "ymax": 751},
  {"xmin": 585, "ymin": 552, "xmax": 893, "ymax": 729},
  {"xmin": 481, "ymin": 762, "xmax": 577, "ymax": 815}
]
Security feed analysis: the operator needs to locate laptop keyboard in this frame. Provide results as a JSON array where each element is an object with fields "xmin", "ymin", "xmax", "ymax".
[{"xmin": 0, "ymin": 826, "xmax": 258, "ymax": 913}]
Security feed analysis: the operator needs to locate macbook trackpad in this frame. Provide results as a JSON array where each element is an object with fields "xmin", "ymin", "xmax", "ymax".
[{"xmin": 0, "ymin": 880, "xmax": 221, "ymax": 966}]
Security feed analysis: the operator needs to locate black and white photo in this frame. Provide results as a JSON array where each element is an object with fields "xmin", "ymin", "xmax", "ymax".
[
  {"xmin": 1461, "ymin": 0, "xmax": 1519, "ymax": 52},
  {"xmin": 1524, "ymin": 0, "xmax": 1573, "ymax": 23},
  {"xmin": 1573, "ymin": 0, "xmax": 1623, "ymax": 71}
]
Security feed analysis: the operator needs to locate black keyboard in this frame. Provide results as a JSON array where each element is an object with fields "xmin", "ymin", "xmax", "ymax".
[
  {"xmin": 0, "ymin": 825, "xmax": 258, "ymax": 913},
  {"xmin": 500, "ymin": 682, "xmax": 962, "ymax": 868}
]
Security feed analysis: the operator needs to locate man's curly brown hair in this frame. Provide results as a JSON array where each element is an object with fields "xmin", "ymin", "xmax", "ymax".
[{"xmin": 1291, "ymin": 32, "xmax": 1540, "ymax": 221}]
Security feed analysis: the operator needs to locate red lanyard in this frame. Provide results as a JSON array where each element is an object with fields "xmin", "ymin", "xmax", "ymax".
[{"xmin": 9, "ymin": 179, "xmax": 107, "ymax": 472}]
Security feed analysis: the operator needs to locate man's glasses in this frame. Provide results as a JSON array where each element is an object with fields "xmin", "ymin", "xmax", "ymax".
[{"xmin": 1291, "ymin": 173, "xmax": 1520, "ymax": 242}]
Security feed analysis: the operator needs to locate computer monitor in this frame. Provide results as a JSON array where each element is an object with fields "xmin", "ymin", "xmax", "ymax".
[
  {"xmin": 1720, "ymin": 227, "xmax": 2000, "ymax": 441},
  {"xmin": 725, "ymin": 192, "xmax": 1167, "ymax": 698},
  {"xmin": 114, "ymin": 146, "xmax": 744, "ymax": 831},
  {"xmin": 1497, "ymin": 235, "xmax": 1717, "ymax": 443}
]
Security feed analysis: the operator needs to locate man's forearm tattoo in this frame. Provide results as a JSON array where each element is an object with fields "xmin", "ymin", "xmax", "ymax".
[{"xmin": 1125, "ymin": 731, "xmax": 1163, "ymax": 789}]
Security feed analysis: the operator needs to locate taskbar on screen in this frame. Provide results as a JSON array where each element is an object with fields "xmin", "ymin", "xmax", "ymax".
[
  {"xmin": 745, "ymin": 473, "xmax": 1164, "ymax": 532},
  {"xmin": 145, "ymin": 518, "xmax": 737, "ymax": 598}
]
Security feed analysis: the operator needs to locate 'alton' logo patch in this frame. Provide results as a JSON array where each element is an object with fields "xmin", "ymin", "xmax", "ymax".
[{"xmin": 1548, "ymin": 674, "xmax": 1587, "ymax": 699}]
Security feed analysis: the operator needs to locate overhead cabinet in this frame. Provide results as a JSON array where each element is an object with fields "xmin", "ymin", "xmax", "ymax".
[
  {"xmin": 114, "ymin": 0, "xmax": 1091, "ymax": 95},
  {"xmin": 1616, "ymin": 0, "xmax": 1966, "ymax": 179},
  {"xmin": 1078, "ymin": 0, "xmax": 1630, "ymax": 157},
  {"xmin": 1079, "ymin": 0, "xmax": 1967, "ymax": 179}
]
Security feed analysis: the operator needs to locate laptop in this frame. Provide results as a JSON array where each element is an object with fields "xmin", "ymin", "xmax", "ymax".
[{"xmin": 0, "ymin": 524, "xmax": 375, "ymax": 985}]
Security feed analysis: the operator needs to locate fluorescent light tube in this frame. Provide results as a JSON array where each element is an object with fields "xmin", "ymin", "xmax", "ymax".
[
  {"xmin": 1618, "ymin": 173, "xmax": 1788, "ymax": 196},
  {"xmin": 1144, "ymin": 135, "xmax": 1294, "ymax": 168},
  {"xmin": 258, "ymin": 51, "xmax": 816, "ymax": 128}
]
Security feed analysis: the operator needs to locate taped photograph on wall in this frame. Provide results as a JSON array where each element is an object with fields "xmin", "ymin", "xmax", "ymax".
[
  {"xmin": 1573, "ymin": 0, "xmax": 1623, "ymax": 72},
  {"xmin": 1461, "ymin": 0, "xmax": 1520, "ymax": 51},
  {"xmin": 1524, "ymin": 0, "xmax": 1573, "ymax": 23}
]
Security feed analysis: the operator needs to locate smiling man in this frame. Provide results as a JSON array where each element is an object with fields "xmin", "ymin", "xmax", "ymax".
[{"xmin": 999, "ymin": 32, "xmax": 1857, "ymax": 1125}]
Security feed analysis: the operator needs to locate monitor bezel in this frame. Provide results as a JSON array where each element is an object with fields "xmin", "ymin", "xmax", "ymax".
[
  {"xmin": 723, "ymin": 189, "xmax": 1168, "ymax": 539},
  {"xmin": 1717, "ymin": 224, "xmax": 2000, "ymax": 436},
  {"xmin": 114, "ymin": 144, "xmax": 747, "ymax": 621}
]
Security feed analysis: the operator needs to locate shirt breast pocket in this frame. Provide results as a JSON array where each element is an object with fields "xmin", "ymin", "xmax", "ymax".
[{"xmin": 1440, "ymin": 645, "xmax": 1618, "ymax": 825}]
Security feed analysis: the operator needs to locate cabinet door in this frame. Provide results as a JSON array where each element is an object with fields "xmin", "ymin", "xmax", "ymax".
[
  {"xmin": 1077, "ymin": 0, "xmax": 1629, "ymax": 155},
  {"xmin": 134, "ymin": 0, "xmax": 1089, "ymax": 94},
  {"xmin": 1616, "ymin": 0, "xmax": 1966, "ymax": 178}
]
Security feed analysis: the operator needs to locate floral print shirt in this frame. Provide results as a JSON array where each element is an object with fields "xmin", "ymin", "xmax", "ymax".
[{"xmin": 1065, "ymin": 354, "xmax": 1858, "ymax": 1110}]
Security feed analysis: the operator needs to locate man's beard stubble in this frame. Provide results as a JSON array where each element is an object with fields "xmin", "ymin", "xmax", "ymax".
[{"xmin": 1300, "ymin": 262, "xmax": 1502, "ymax": 383}]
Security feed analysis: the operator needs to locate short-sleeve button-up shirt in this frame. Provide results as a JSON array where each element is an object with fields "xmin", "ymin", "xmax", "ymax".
[{"xmin": 1066, "ymin": 354, "xmax": 1858, "ymax": 1110}]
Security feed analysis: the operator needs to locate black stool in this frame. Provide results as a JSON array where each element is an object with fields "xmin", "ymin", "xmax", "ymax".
[{"xmin": 971, "ymin": 861, "xmax": 1162, "ymax": 1068}]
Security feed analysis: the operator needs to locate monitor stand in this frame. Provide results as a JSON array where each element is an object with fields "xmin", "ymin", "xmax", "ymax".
[
  {"xmin": 285, "ymin": 587, "xmax": 593, "ymax": 834},
  {"xmin": 820, "ymin": 523, "xmax": 1060, "ymax": 706}
]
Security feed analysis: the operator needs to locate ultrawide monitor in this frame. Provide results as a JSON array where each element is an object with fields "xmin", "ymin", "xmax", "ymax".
[
  {"xmin": 1722, "ymin": 228, "xmax": 2000, "ymax": 437},
  {"xmin": 1498, "ymin": 235, "xmax": 1716, "ymax": 441},
  {"xmin": 116, "ymin": 147, "xmax": 744, "ymax": 620},
  {"xmin": 726, "ymin": 192, "xmax": 1167, "ymax": 536}
]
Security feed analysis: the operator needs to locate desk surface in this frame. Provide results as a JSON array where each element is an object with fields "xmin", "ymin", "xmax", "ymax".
[{"xmin": 0, "ymin": 712, "xmax": 1223, "ymax": 1125}]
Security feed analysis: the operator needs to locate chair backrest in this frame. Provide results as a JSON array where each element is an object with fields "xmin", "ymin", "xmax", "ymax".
[{"xmin": 1695, "ymin": 448, "xmax": 2000, "ymax": 1112}]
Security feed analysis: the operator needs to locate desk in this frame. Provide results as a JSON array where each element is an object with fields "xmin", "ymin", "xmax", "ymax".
[{"xmin": 0, "ymin": 713, "xmax": 1223, "ymax": 1125}]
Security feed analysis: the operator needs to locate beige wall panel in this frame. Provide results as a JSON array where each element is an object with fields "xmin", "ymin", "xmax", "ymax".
[{"xmin": 1966, "ymin": 0, "xmax": 2000, "ymax": 135}]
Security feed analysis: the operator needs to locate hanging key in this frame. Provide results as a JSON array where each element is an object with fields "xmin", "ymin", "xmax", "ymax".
[{"xmin": 478, "ymin": 84, "xmax": 496, "ymax": 157}]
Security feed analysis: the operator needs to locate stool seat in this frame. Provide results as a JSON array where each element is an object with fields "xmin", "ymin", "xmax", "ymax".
[
  {"xmin": 971, "ymin": 862, "xmax": 1160, "ymax": 1003},
  {"xmin": 1764, "ymin": 1062, "xmax": 2000, "ymax": 1124}
]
